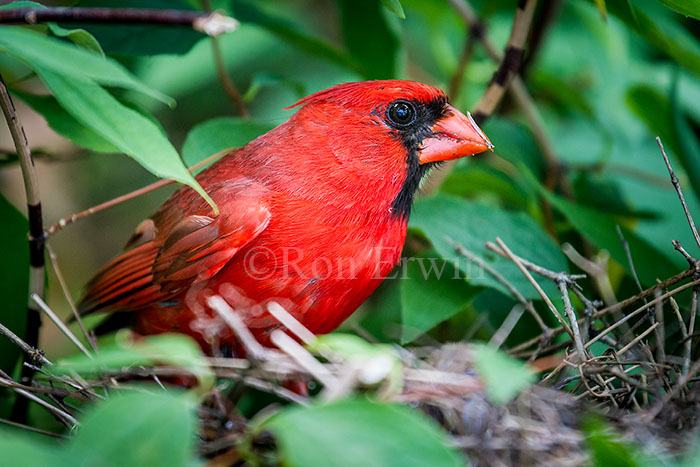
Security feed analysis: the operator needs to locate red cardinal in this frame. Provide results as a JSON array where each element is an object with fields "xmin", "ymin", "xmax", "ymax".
[{"xmin": 78, "ymin": 80, "xmax": 492, "ymax": 352}]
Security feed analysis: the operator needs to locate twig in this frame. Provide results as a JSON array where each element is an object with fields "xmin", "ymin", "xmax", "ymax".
[
  {"xmin": 207, "ymin": 295, "xmax": 269, "ymax": 362},
  {"xmin": 0, "ymin": 322, "xmax": 52, "ymax": 367},
  {"xmin": 616, "ymin": 225, "xmax": 644, "ymax": 294},
  {"xmin": 489, "ymin": 304, "xmax": 525, "ymax": 349},
  {"xmin": 562, "ymin": 244, "xmax": 618, "ymax": 307},
  {"xmin": 617, "ymin": 323, "xmax": 661, "ymax": 357},
  {"xmin": 557, "ymin": 280, "xmax": 587, "ymax": 362},
  {"xmin": 643, "ymin": 358, "xmax": 700, "ymax": 421},
  {"xmin": 0, "ymin": 370, "xmax": 78, "ymax": 427},
  {"xmin": 32, "ymin": 294, "xmax": 92, "ymax": 359},
  {"xmin": 653, "ymin": 289, "xmax": 666, "ymax": 364},
  {"xmin": 446, "ymin": 236, "xmax": 549, "ymax": 333},
  {"xmin": 673, "ymin": 240, "xmax": 700, "ymax": 272},
  {"xmin": 200, "ymin": 0, "xmax": 248, "ymax": 115},
  {"xmin": 243, "ymin": 376, "xmax": 308, "ymax": 406},
  {"xmin": 463, "ymin": 0, "xmax": 538, "ymax": 124},
  {"xmin": 46, "ymin": 151, "xmax": 226, "ymax": 236},
  {"xmin": 687, "ymin": 285, "xmax": 699, "ymax": 377},
  {"xmin": 270, "ymin": 330, "xmax": 336, "ymax": 390},
  {"xmin": 486, "ymin": 241, "xmax": 586, "ymax": 283},
  {"xmin": 0, "ymin": 7, "xmax": 239, "ymax": 37},
  {"xmin": 585, "ymin": 279, "xmax": 700, "ymax": 349},
  {"xmin": 448, "ymin": 24, "xmax": 481, "ymax": 101},
  {"xmin": 494, "ymin": 237, "xmax": 575, "ymax": 339},
  {"xmin": 657, "ymin": 137, "xmax": 700, "ymax": 251},
  {"xmin": 0, "ymin": 72, "xmax": 45, "ymax": 423},
  {"xmin": 425, "ymin": 0, "xmax": 540, "ymax": 193},
  {"xmin": 266, "ymin": 302, "xmax": 316, "ymax": 346},
  {"xmin": 46, "ymin": 245, "xmax": 96, "ymax": 351},
  {"xmin": 0, "ymin": 418, "xmax": 64, "ymax": 438}
]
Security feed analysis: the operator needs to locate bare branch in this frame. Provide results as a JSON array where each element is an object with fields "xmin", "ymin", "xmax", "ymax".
[
  {"xmin": 46, "ymin": 150, "xmax": 226, "ymax": 236},
  {"xmin": 0, "ymin": 322, "xmax": 52, "ymax": 367},
  {"xmin": 657, "ymin": 137, "xmax": 700, "ymax": 251},
  {"xmin": 0, "ymin": 7, "xmax": 239, "ymax": 37}
]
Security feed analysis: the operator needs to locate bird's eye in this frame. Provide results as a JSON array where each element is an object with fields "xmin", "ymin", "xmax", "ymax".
[{"xmin": 387, "ymin": 100, "xmax": 416, "ymax": 126}]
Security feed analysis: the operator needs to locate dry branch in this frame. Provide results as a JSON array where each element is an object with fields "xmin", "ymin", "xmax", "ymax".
[{"xmin": 0, "ymin": 7, "xmax": 239, "ymax": 37}]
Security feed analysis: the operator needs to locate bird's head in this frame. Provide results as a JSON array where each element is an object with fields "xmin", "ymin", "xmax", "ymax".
[{"xmin": 285, "ymin": 80, "xmax": 493, "ymax": 217}]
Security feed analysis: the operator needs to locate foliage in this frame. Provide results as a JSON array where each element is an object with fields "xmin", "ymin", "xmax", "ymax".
[{"xmin": 1, "ymin": 0, "xmax": 700, "ymax": 465}]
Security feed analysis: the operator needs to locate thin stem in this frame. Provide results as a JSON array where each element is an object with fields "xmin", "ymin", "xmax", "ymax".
[
  {"xmin": 446, "ymin": 236, "xmax": 550, "ymax": 333},
  {"xmin": 494, "ymin": 237, "xmax": 575, "ymax": 339},
  {"xmin": 46, "ymin": 150, "xmax": 226, "ymax": 236},
  {"xmin": 0, "ymin": 7, "xmax": 239, "ymax": 37},
  {"xmin": 32, "ymin": 294, "xmax": 92, "ymax": 359},
  {"xmin": 0, "ymin": 322, "xmax": 52, "ymax": 367},
  {"xmin": 0, "ymin": 72, "xmax": 45, "ymax": 423},
  {"xmin": 46, "ymin": 245, "xmax": 97, "ymax": 351},
  {"xmin": 657, "ymin": 137, "xmax": 700, "ymax": 251}
]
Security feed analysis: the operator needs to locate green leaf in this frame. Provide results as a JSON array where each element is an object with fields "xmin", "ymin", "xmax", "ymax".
[
  {"xmin": 582, "ymin": 417, "xmax": 652, "ymax": 467},
  {"xmin": 68, "ymin": 391, "xmax": 199, "ymax": 467},
  {"xmin": 73, "ymin": 0, "xmax": 204, "ymax": 56},
  {"xmin": 472, "ymin": 344, "xmax": 535, "ymax": 404},
  {"xmin": 0, "ymin": 26, "xmax": 173, "ymax": 106},
  {"xmin": 48, "ymin": 23, "xmax": 104, "ymax": 55},
  {"xmin": 0, "ymin": 194, "xmax": 29, "ymax": 378},
  {"xmin": 234, "ymin": 0, "xmax": 361, "ymax": 74},
  {"xmin": 627, "ymin": 82, "xmax": 700, "ymax": 211},
  {"xmin": 410, "ymin": 194, "xmax": 568, "ymax": 300},
  {"xmin": 181, "ymin": 117, "xmax": 272, "ymax": 169},
  {"xmin": 399, "ymin": 258, "xmax": 479, "ymax": 343},
  {"xmin": 381, "ymin": 0, "xmax": 406, "ymax": 19},
  {"xmin": 267, "ymin": 399, "xmax": 464, "ymax": 467},
  {"xmin": 540, "ymin": 189, "xmax": 680, "ymax": 285},
  {"xmin": 16, "ymin": 91, "xmax": 118, "ymax": 153},
  {"xmin": 36, "ymin": 69, "xmax": 214, "ymax": 210},
  {"xmin": 0, "ymin": 429, "xmax": 68, "ymax": 467},
  {"xmin": 657, "ymin": 0, "xmax": 700, "ymax": 20},
  {"xmin": 241, "ymin": 72, "xmax": 305, "ymax": 102},
  {"xmin": 593, "ymin": 0, "xmax": 607, "ymax": 19},
  {"xmin": 608, "ymin": 0, "xmax": 700, "ymax": 78},
  {"xmin": 53, "ymin": 332, "xmax": 214, "ymax": 388},
  {"xmin": 336, "ymin": 0, "xmax": 400, "ymax": 79}
]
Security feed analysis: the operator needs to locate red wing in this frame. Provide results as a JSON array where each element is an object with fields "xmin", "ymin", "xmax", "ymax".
[{"xmin": 78, "ymin": 180, "xmax": 271, "ymax": 316}]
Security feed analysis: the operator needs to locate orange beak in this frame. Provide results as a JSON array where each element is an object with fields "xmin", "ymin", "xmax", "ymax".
[{"xmin": 418, "ymin": 105, "xmax": 493, "ymax": 164}]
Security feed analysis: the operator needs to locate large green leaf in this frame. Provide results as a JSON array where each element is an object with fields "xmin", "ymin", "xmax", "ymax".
[
  {"xmin": 267, "ymin": 399, "xmax": 464, "ymax": 467},
  {"xmin": 541, "ymin": 190, "xmax": 680, "ymax": 285},
  {"xmin": 657, "ymin": 0, "xmax": 700, "ymax": 20},
  {"xmin": 0, "ymin": 430, "xmax": 68, "ymax": 467},
  {"xmin": 608, "ymin": 0, "xmax": 700, "ymax": 78},
  {"xmin": 181, "ymin": 117, "xmax": 272, "ymax": 169},
  {"xmin": 68, "ymin": 391, "xmax": 199, "ymax": 467},
  {"xmin": 0, "ymin": 391, "xmax": 198, "ymax": 466},
  {"xmin": 36, "ymin": 69, "xmax": 214, "ymax": 209},
  {"xmin": 0, "ymin": 26, "xmax": 173, "ymax": 105},
  {"xmin": 16, "ymin": 91, "xmax": 118, "ymax": 153},
  {"xmin": 73, "ymin": 0, "xmax": 204, "ymax": 56},
  {"xmin": 409, "ymin": 194, "xmax": 568, "ymax": 300},
  {"xmin": 233, "ymin": 0, "xmax": 361, "ymax": 74},
  {"xmin": 336, "ymin": 0, "xmax": 400, "ymax": 79},
  {"xmin": 399, "ymin": 257, "xmax": 480, "ymax": 343},
  {"xmin": 627, "ymin": 84, "xmax": 700, "ymax": 207}
]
